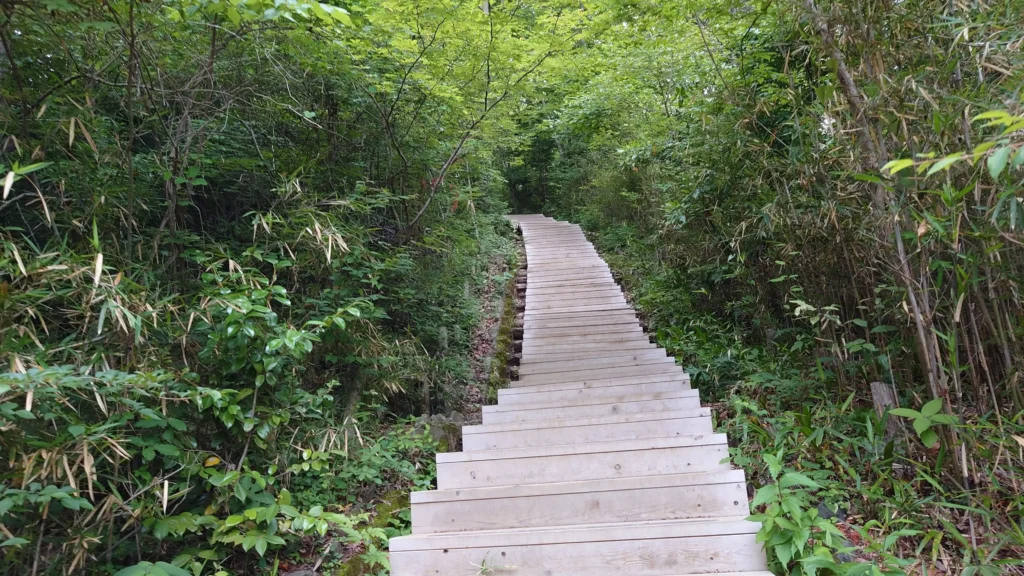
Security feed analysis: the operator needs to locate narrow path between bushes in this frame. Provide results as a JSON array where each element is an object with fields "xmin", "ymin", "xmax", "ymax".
[{"xmin": 388, "ymin": 215, "xmax": 769, "ymax": 575}]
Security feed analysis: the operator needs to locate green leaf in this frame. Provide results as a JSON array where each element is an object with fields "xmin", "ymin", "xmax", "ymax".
[
  {"xmin": 920, "ymin": 398, "xmax": 943, "ymax": 417},
  {"xmin": 888, "ymin": 408, "xmax": 919, "ymax": 418},
  {"xmin": 136, "ymin": 418, "xmax": 166, "ymax": 428},
  {"xmin": 780, "ymin": 472, "xmax": 821, "ymax": 489},
  {"xmin": 152, "ymin": 520, "xmax": 170, "ymax": 540},
  {"xmin": 1, "ymin": 537, "xmax": 29, "ymax": 547},
  {"xmin": 920, "ymin": 428, "xmax": 939, "ymax": 448},
  {"xmin": 277, "ymin": 489, "xmax": 292, "ymax": 506},
  {"xmin": 224, "ymin": 515, "xmax": 244, "ymax": 527},
  {"xmin": 115, "ymin": 562, "xmax": 190, "ymax": 576},
  {"xmin": 854, "ymin": 173, "xmax": 883, "ymax": 184},
  {"xmin": 988, "ymin": 146, "xmax": 1012, "ymax": 180},
  {"xmin": 881, "ymin": 158, "xmax": 914, "ymax": 175},
  {"xmin": 1012, "ymin": 147, "xmax": 1024, "ymax": 168},
  {"xmin": 254, "ymin": 535, "xmax": 268, "ymax": 556},
  {"xmin": 68, "ymin": 424, "xmax": 86, "ymax": 437},
  {"xmin": 752, "ymin": 485, "xmax": 779, "ymax": 508},
  {"xmin": 926, "ymin": 153, "xmax": 965, "ymax": 176},
  {"xmin": 153, "ymin": 444, "xmax": 180, "ymax": 456},
  {"xmin": 913, "ymin": 416, "xmax": 932, "ymax": 436},
  {"xmin": 972, "ymin": 110, "xmax": 1011, "ymax": 122},
  {"xmin": 208, "ymin": 471, "xmax": 239, "ymax": 487},
  {"xmin": 929, "ymin": 414, "xmax": 958, "ymax": 426}
]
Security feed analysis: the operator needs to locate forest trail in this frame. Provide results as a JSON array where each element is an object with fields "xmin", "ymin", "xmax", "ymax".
[{"xmin": 389, "ymin": 215, "xmax": 769, "ymax": 575}]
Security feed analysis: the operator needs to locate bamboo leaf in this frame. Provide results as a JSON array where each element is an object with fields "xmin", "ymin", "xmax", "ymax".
[
  {"xmin": 921, "ymin": 398, "xmax": 943, "ymax": 417},
  {"xmin": 914, "ymin": 416, "xmax": 932, "ymax": 436},
  {"xmin": 882, "ymin": 158, "xmax": 914, "ymax": 175},
  {"xmin": 926, "ymin": 153, "xmax": 965, "ymax": 176},
  {"xmin": 972, "ymin": 110, "xmax": 1011, "ymax": 122},
  {"xmin": 988, "ymin": 146, "xmax": 1011, "ymax": 180}
]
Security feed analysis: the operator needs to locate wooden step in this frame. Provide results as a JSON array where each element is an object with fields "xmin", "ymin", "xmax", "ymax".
[
  {"xmin": 522, "ymin": 277, "xmax": 619, "ymax": 288},
  {"xmin": 523, "ymin": 325, "xmax": 642, "ymax": 340},
  {"xmin": 526, "ymin": 296, "xmax": 626, "ymax": 311},
  {"xmin": 497, "ymin": 378, "xmax": 683, "ymax": 405},
  {"xmin": 523, "ymin": 312, "xmax": 638, "ymax": 329},
  {"xmin": 436, "ymin": 434, "xmax": 730, "ymax": 489},
  {"xmin": 520, "ymin": 280, "xmax": 614, "ymax": 291},
  {"xmin": 526, "ymin": 286, "xmax": 623, "ymax": 297},
  {"xmin": 528, "ymin": 266, "xmax": 610, "ymax": 278},
  {"xmin": 518, "ymin": 354, "xmax": 673, "ymax": 375},
  {"xmin": 524, "ymin": 303, "xmax": 633, "ymax": 316},
  {"xmin": 520, "ymin": 308, "xmax": 641, "ymax": 322},
  {"xmin": 411, "ymin": 470, "xmax": 749, "ymax": 533},
  {"xmin": 529, "ymin": 259, "xmax": 604, "ymax": 266},
  {"xmin": 527, "ymin": 274, "xmax": 614, "ymax": 286},
  {"xmin": 520, "ymin": 333, "xmax": 652, "ymax": 347},
  {"xmin": 464, "ymin": 407, "xmax": 710, "ymax": 435},
  {"xmin": 489, "ymin": 388, "xmax": 698, "ymax": 413},
  {"xmin": 521, "ymin": 348, "xmax": 664, "ymax": 365},
  {"xmin": 463, "ymin": 409, "xmax": 713, "ymax": 450},
  {"xmin": 522, "ymin": 346, "xmax": 659, "ymax": 363},
  {"xmin": 526, "ymin": 292, "xmax": 625, "ymax": 305},
  {"xmin": 503, "ymin": 372, "xmax": 690, "ymax": 395},
  {"xmin": 483, "ymin": 393, "xmax": 700, "ymax": 424},
  {"xmin": 515, "ymin": 362, "xmax": 684, "ymax": 387},
  {"xmin": 520, "ymin": 337, "xmax": 655, "ymax": 352},
  {"xmin": 390, "ymin": 518, "xmax": 767, "ymax": 575}
]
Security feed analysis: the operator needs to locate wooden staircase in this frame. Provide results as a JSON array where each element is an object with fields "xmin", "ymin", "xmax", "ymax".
[{"xmin": 389, "ymin": 215, "xmax": 769, "ymax": 575}]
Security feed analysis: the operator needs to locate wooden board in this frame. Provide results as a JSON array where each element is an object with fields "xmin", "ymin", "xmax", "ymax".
[
  {"xmin": 481, "ymin": 394, "xmax": 701, "ymax": 423},
  {"xmin": 411, "ymin": 471, "xmax": 749, "ymax": 533},
  {"xmin": 436, "ymin": 437, "xmax": 730, "ymax": 489}
]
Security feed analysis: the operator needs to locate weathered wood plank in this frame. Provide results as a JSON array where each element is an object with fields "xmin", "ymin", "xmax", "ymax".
[
  {"xmin": 497, "ymin": 379, "xmax": 682, "ymax": 404},
  {"xmin": 502, "ymin": 373, "xmax": 690, "ymax": 394},
  {"xmin": 481, "ymin": 394, "xmax": 700, "ymax": 423},
  {"xmin": 411, "ymin": 471, "xmax": 749, "ymax": 533},
  {"xmin": 514, "ymin": 362, "xmax": 683, "ymax": 387},
  {"xmin": 393, "ymin": 516, "xmax": 758, "ymax": 549},
  {"xmin": 462, "ymin": 408, "xmax": 710, "ymax": 435},
  {"xmin": 463, "ymin": 411, "xmax": 712, "ymax": 450},
  {"xmin": 436, "ymin": 435, "xmax": 730, "ymax": 489},
  {"xmin": 518, "ymin": 354, "xmax": 673, "ymax": 375}
]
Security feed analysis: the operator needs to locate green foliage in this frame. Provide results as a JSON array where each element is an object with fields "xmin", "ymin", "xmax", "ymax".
[
  {"xmin": 1, "ymin": 0, "xmax": 529, "ymax": 573},
  {"xmin": 888, "ymin": 399, "xmax": 958, "ymax": 449},
  {"xmin": 749, "ymin": 457, "xmax": 847, "ymax": 576}
]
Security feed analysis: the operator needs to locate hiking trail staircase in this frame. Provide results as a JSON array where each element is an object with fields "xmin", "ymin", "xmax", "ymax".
[{"xmin": 389, "ymin": 215, "xmax": 769, "ymax": 575}]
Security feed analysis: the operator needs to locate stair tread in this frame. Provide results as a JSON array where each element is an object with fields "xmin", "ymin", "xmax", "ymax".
[
  {"xmin": 463, "ymin": 408, "xmax": 711, "ymax": 434},
  {"xmin": 438, "ymin": 433, "xmax": 726, "ymax": 463},
  {"xmin": 391, "ymin": 516, "xmax": 758, "ymax": 550},
  {"xmin": 486, "ymin": 389, "xmax": 698, "ymax": 412},
  {"xmin": 412, "ymin": 469, "xmax": 747, "ymax": 503}
]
